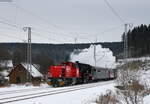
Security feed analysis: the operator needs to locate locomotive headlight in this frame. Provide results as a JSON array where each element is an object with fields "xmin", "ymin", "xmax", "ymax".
[
  {"xmin": 48, "ymin": 72, "xmax": 52, "ymax": 77},
  {"xmin": 58, "ymin": 79, "xmax": 64, "ymax": 86},
  {"xmin": 47, "ymin": 79, "xmax": 52, "ymax": 85},
  {"xmin": 48, "ymin": 79, "xmax": 51, "ymax": 82},
  {"xmin": 58, "ymin": 79, "xmax": 63, "ymax": 82},
  {"xmin": 50, "ymin": 73, "xmax": 52, "ymax": 77}
]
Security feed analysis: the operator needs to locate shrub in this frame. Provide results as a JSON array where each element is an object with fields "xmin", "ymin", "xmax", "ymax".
[{"xmin": 95, "ymin": 90, "xmax": 119, "ymax": 104}]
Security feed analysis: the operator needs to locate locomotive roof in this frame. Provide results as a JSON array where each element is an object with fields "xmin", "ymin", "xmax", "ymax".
[
  {"xmin": 61, "ymin": 62, "xmax": 75, "ymax": 64},
  {"xmin": 94, "ymin": 66, "xmax": 116, "ymax": 70}
]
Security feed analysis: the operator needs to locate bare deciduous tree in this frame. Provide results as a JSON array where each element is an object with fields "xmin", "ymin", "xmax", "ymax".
[
  {"xmin": 95, "ymin": 90, "xmax": 119, "ymax": 104},
  {"xmin": 116, "ymin": 61, "xmax": 147, "ymax": 104}
]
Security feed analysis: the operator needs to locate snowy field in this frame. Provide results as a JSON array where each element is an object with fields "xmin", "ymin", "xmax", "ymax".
[
  {"xmin": 0, "ymin": 81, "xmax": 115, "ymax": 104},
  {"xmin": 0, "ymin": 75, "xmax": 150, "ymax": 104},
  {"xmin": 0, "ymin": 83, "xmax": 49, "ymax": 92}
]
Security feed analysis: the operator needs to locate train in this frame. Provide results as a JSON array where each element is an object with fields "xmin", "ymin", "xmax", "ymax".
[{"xmin": 47, "ymin": 61, "xmax": 117, "ymax": 87}]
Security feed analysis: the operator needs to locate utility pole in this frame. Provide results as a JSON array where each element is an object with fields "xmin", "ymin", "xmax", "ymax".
[
  {"xmin": 74, "ymin": 33, "xmax": 78, "ymax": 44},
  {"xmin": 23, "ymin": 27, "xmax": 32, "ymax": 82},
  {"xmin": 124, "ymin": 23, "xmax": 133, "ymax": 62},
  {"xmin": 124, "ymin": 24, "xmax": 128, "ymax": 61},
  {"xmin": 74, "ymin": 37, "xmax": 77, "ymax": 43},
  {"xmin": 94, "ymin": 37, "xmax": 97, "ymax": 67}
]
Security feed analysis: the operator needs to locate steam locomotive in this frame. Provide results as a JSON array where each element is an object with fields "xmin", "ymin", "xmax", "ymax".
[{"xmin": 47, "ymin": 61, "xmax": 117, "ymax": 87}]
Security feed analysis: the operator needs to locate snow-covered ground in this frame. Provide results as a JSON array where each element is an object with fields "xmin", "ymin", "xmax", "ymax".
[
  {"xmin": 70, "ymin": 45, "xmax": 116, "ymax": 69},
  {"xmin": 117, "ymin": 57, "xmax": 150, "ymax": 104},
  {"xmin": 0, "ymin": 68, "xmax": 150, "ymax": 104},
  {"xmin": 138, "ymin": 69, "xmax": 150, "ymax": 87},
  {"xmin": 118, "ymin": 57, "xmax": 150, "ymax": 62},
  {"xmin": 144, "ymin": 94, "xmax": 150, "ymax": 104},
  {"xmin": 0, "ymin": 83, "xmax": 50, "ymax": 92},
  {"xmin": 0, "ymin": 81, "xmax": 115, "ymax": 104},
  {"xmin": 138, "ymin": 69, "xmax": 150, "ymax": 104},
  {"xmin": 137, "ymin": 69, "xmax": 150, "ymax": 104}
]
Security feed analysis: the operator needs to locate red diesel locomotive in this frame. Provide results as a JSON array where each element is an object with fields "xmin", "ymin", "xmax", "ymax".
[
  {"xmin": 47, "ymin": 61, "xmax": 117, "ymax": 87},
  {"xmin": 47, "ymin": 62, "xmax": 93, "ymax": 87}
]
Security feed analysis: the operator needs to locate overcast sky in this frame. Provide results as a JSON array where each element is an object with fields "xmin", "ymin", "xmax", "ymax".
[{"xmin": 0, "ymin": 0, "xmax": 149, "ymax": 43}]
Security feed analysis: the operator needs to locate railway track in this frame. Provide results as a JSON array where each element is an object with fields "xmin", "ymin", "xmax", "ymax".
[
  {"xmin": 0, "ymin": 87, "xmax": 50, "ymax": 95},
  {"xmin": 0, "ymin": 80, "xmax": 114, "ymax": 104}
]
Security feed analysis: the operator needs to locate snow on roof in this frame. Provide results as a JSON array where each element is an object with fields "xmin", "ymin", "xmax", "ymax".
[
  {"xmin": 0, "ymin": 60, "xmax": 13, "ymax": 68},
  {"xmin": 21, "ymin": 63, "xmax": 43, "ymax": 78},
  {"xmin": 0, "ymin": 70, "xmax": 9, "ymax": 77}
]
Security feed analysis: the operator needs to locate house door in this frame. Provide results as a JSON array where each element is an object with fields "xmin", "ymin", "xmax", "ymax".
[{"xmin": 16, "ymin": 77, "xmax": 21, "ymax": 84}]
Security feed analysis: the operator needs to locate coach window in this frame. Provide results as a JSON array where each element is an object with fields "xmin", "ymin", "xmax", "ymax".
[
  {"xmin": 75, "ymin": 64, "xmax": 79, "ymax": 68},
  {"xmin": 98, "ymin": 70, "xmax": 101, "ymax": 72}
]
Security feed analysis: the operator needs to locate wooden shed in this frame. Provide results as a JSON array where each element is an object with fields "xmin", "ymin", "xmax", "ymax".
[{"xmin": 8, "ymin": 63, "xmax": 43, "ymax": 84}]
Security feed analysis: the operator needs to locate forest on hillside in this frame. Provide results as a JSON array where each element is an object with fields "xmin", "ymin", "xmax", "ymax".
[
  {"xmin": 0, "ymin": 42, "xmax": 122, "ymax": 73},
  {"xmin": 124, "ymin": 24, "xmax": 150, "ymax": 57}
]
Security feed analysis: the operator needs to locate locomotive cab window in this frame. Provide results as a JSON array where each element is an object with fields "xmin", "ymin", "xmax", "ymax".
[
  {"xmin": 72, "ymin": 64, "xmax": 77, "ymax": 68},
  {"xmin": 62, "ymin": 68, "xmax": 65, "ymax": 77}
]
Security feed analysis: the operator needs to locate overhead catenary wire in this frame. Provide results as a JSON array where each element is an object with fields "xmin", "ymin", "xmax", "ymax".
[
  {"xmin": 0, "ymin": 20, "xmax": 27, "ymax": 42},
  {"xmin": 33, "ymin": 27, "xmax": 75, "ymax": 39},
  {"xmin": 98, "ymin": 24, "xmax": 124, "ymax": 36},
  {"xmin": 10, "ymin": 3, "xmax": 63, "ymax": 30},
  {"xmin": 0, "ymin": 25, "xmax": 18, "ymax": 31},
  {"xmin": 9, "ymin": 2, "xmax": 123, "ymax": 42},
  {"xmin": 0, "ymin": 17, "xmax": 67, "ymax": 43},
  {"xmin": 32, "ymin": 31, "xmax": 66, "ymax": 43},
  {"xmin": 0, "ymin": 22, "xmax": 62, "ymax": 43},
  {"xmin": 0, "ymin": 20, "xmax": 22, "ymax": 30},
  {"xmin": 10, "ymin": 1, "xmax": 124, "ymax": 34},
  {"xmin": 96, "ymin": 54, "xmax": 105, "ymax": 62},
  {"xmin": 0, "ymin": 21, "xmax": 74, "ymax": 43},
  {"xmin": 0, "ymin": 13, "xmax": 81, "ymax": 43},
  {"xmin": 0, "ymin": 17, "xmax": 74, "ymax": 41},
  {"xmin": 0, "ymin": 1, "xmax": 125, "ymax": 44},
  {"xmin": 76, "ymin": 24, "xmax": 124, "ymax": 41},
  {"xmin": 0, "ymin": 17, "xmax": 97, "ymax": 44},
  {"xmin": 0, "ymin": 33, "xmax": 24, "ymax": 41},
  {"xmin": 0, "ymin": 18, "xmax": 124, "ymax": 44},
  {"xmin": 104, "ymin": 0, "xmax": 125, "ymax": 23},
  {"xmin": 14, "ymin": 3, "xmax": 18, "ymax": 24},
  {"xmin": 9, "ymin": 2, "xmax": 84, "ymax": 41}
]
